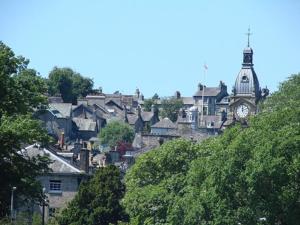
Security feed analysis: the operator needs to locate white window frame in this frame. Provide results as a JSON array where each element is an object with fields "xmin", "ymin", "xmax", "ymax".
[{"xmin": 49, "ymin": 180, "xmax": 62, "ymax": 193}]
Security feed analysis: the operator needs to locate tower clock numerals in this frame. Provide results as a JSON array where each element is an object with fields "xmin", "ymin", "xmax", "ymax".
[{"xmin": 236, "ymin": 104, "xmax": 249, "ymax": 118}]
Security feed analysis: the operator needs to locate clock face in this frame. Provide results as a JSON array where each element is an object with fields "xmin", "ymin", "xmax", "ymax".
[{"xmin": 236, "ymin": 104, "xmax": 249, "ymax": 118}]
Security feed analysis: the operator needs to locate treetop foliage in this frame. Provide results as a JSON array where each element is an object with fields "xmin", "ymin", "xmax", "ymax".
[
  {"xmin": 159, "ymin": 97, "xmax": 183, "ymax": 122},
  {"xmin": 0, "ymin": 42, "xmax": 47, "ymax": 116},
  {"xmin": 99, "ymin": 121, "xmax": 134, "ymax": 149},
  {"xmin": 56, "ymin": 165, "xmax": 128, "ymax": 225},
  {"xmin": 47, "ymin": 67, "xmax": 93, "ymax": 104}
]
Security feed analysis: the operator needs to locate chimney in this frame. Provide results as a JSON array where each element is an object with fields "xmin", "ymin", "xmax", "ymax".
[
  {"xmin": 175, "ymin": 91, "xmax": 181, "ymax": 99},
  {"xmin": 73, "ymin": 141, "xmax": 81, "ymax": 155},
  {"xmin": 135, "ymin": 88, "xmax": 140, "ymax": 98},
  {"xmin": 151, "ymin": 104, "xmax": 155, "ymax": 113},
  {"xmin": 60, "ymin": 132, "xmax": 64, "ymax": 149},
  {"xmin": 124, "ymin": 105, "xmax": 129, "ymax": 123},
  {"xmin": 137, "ymin": 105, "xmax": 142, "ymax": 118},
  {"xmin": 80, "ymin": 147, "xmax": 89, "ymax": 173}
]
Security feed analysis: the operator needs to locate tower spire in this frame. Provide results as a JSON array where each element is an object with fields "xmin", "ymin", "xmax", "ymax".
[{"xmin": 245, "ymin": 27, "xmax": 252, "ymax": 47}]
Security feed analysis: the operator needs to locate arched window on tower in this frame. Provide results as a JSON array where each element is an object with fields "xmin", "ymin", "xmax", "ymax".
[{"xmin": 241, "ymin": 75, "xmax": 249, "ymax": 83}]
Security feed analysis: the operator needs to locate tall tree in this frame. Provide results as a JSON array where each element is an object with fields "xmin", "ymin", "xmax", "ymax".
[
  {"xmin": 143, "ymin": 99, "xmax": 156, "ymax": 112},
  {"xmin": 99, "ymin": 121, "xmax": 134, "ymax": 150},
  {"xmin": 0, "ymin": 42, "xmax": 51, "ymax": 217},
  {"xmin": 56, "ymin": 165, "xmax": 128, "ymax": 225},
  {"xmin": 160, "ymin": 97, "xmax": 183, "ymax": 122},
  {"xmin": 0, "ymin": 42, "xmax": 47, "ymax": 116},
  {"xmin": 123, "ymin": 139, "xmax": 198, "ymax": 225},
  {"xmin": 47, "ymin": 67, "xmax": 93, "ymax": 104},
  {"xmin": 142, "ymin": 93, "xmax": 159, "ymax": 112}
]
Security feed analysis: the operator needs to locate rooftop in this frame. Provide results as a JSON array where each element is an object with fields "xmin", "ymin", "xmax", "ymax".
[
  {"xmin": 194, "ymin": 87, "xmax": 221, "ymax": 97},
  {"xmin": 73, "ymin": 118, "xmax": 97, "ymax": 131},
  {"xmin": 151, "ymin": 118, "xmax": 176, "ymax": 129},
  {"xmin": 24, "ymin": 144, "xmax": 82, "ymax": 174},
  {"xmin": 49, "ymin": 103, "xmax": 72, "ymax": 118}
]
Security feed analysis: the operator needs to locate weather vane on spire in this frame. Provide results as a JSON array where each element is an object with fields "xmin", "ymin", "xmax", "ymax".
[{"xmin": 246, "ymin": 27, "xmax": 252, "ymax": 47}]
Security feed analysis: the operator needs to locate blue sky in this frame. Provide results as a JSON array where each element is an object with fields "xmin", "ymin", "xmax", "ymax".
[{"xmin": 1, "ymin": 0, "xmax": 299, "ymax": 98}]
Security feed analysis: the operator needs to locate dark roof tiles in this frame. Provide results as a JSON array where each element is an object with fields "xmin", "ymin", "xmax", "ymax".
[
  {"xmin": 151, "ymin": 118, "xmax": 176, "ymax": 129},
  {"xmin": 194, "ymin": 87, "xmax": 221, "ymax": 97}
]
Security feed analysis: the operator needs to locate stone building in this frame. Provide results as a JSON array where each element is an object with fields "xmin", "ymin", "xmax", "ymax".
[
  {"xmin": 84, "ymin": 88, "xmax": 144, "ymax": 111},
  {"xmin": 72, "ymin": 117, "xmax": 98, "ymax": 141},
  {"xmin": 151, "ymin": 118, "xmax": 177, "ymax": 135},
  {"xmin": 124, "ymin": 106, "xmax": 144, "ymax": 133},
  {"xmin": 193, "ymin": 81, "xmax": 229, "ymax": 118},
  {"xmin": 124, "ymin": 105, "xmax": 160, "ymax": 133},
  {"xmin": 35, "ymin": 103, "xmax": 73, "ymax": 141},
  {"xmin": 24, "ymin": 144, "xmax": 88, "ymax": 222}
]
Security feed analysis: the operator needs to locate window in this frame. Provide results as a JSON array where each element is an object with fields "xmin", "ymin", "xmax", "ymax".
[
  {"xmin": 203, "ymin": 107, "xmax": 208, "ymax": 115},
  {"xmin": 49, "ymin": 180, "xmax": 61, "ymax": 192},
  {"xmin": 241, "ymin": 75, "xmax": 249, "ymax": 83}
]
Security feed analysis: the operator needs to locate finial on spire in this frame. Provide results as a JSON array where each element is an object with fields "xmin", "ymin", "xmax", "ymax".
[{"xmin": 245, "ymin": 27, "xmax": 252, "ymax": 47}]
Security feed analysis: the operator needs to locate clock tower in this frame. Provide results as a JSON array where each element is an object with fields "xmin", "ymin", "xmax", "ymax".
[{"xmin": 228, "ymin": 28, "xmax": 269, "ymax": 123}]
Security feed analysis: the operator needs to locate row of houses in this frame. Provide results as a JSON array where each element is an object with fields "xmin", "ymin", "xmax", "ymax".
[{"xmin": 36, "ymin": 79, "xmax": 229, "ymax": 141}]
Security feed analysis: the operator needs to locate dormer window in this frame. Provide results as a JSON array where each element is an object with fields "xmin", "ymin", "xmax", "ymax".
[{"xmin": 241, "ymin": 75, "xmax": 249, "ymax": 83}]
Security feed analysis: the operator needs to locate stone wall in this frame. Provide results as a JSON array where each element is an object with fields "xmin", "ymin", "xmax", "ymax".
[{"xmin": 38, "ymin": 174, "xmax": 85, "ymax": 221}]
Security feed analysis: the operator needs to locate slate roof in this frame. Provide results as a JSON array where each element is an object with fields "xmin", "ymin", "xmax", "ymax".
[
  {"xmin": 217, "ymin": 96, "xmax": 230, "ymax": 104},
  {"xmin": 72, "ymin": 104, "xmax": 107, "ymax": 120},
  {"xmin": 126, "ymin": 114, "xmax": 139, "ymax": 125},
  {"xmin": 93, "ymin": 104, "xmax": 109, "ymax": 114},
  {"xmin": 141, "ymin": 111, "xmax": 153, "ymax": 122},
  {"xmin": 132, "ymin": 133, "xmax": 143, "ymax": 149},
  {"xmin": 151, "ymin": 118, "xmax": 176, "ymax": 129},
  {"xmin": 194, "ymin": 87, "xmax": 221, "ymax": 97},
  {"xmin": 181, "ymin": 97, "xmax": 194, "ymax": 105},
  {"xmin": 72, "ymin": 103, "xmax": 94, "ymax": 114},
  {"xmin": 234, "ymin": 67, "xmax": 260, "ymax": 98},
  {"xmin": 177, "ymin": 116, "xmax": 191, "ymax": 124},
  {"xmin": 105, "ymin": 99, "xmax": 124, "ymax": 110},
  {"xmin": 201, "ymin": 115, "xmax": 223, "ymax": 129},
  {"xmin": 24, "ymin": 144, "xmax": 82, "ymax": 174},
  {"xmin": 49, "ymin": 103, "xmax": 72, "ymax": 118},
  {"xmin": 73, "ymin": 118, "xmax": 97, "ymax": 131}
]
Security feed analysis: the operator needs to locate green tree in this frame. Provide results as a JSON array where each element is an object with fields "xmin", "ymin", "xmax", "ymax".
[
  {"xmin": 14, "ymin": 69, "xmax": 48, "ymax": 110},
  {"xmin": 99, "ymin": 121, "xmax": 134, "ymax": 149},
  {"xmin": 143, "ymin": 93, "xmax": 159, "ymax": 112},
  {"xmin": 47, "ymin": 67, "xmax": 93, "ymax": 104},
  {"xmin": 160, "ymin": 97, "xmax": 183, "ymax": 122},
  {"xmin": 143, "ymin": 99, "xmax": 156, "ymax": 112},
  {"xmin": 56, "ymin": 165, "xmax": 128, "ymax": 225},
  {"xmin": 123, "ymin": 74, "xmax": 300, "ymax": 225},
  {"xmin": 0, "ymin": 42, "xmax": 51, "ymax": 217},
  {"xmin": 0, "ymin": 42, "xmax": 47, "ymax": 116},
  {"xmin": 72, "ymin": 72, "xmax": 94, "ymax": 98},
  {"xmin": 123, "ymin": 139, "xmax": 199, "ymax": 225},
  {"xmin": 260, "ymin": 73, "xmax": 300, "ymax": 112}
]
